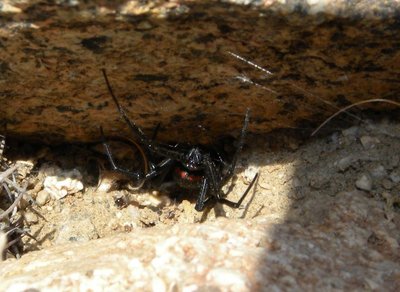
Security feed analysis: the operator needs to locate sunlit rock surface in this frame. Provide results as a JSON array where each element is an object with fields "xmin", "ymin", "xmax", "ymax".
[
  {"xmin": 0, "ymin": 0, "xmax": 399, "ymax": 143},
  {"xmin": 0, "ymin": 190, "xmax": 399, "ymax": 290}
]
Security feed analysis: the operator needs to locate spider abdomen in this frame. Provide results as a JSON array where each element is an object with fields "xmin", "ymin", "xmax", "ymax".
[{"xmin": 173, "ymin": 167, "xmax": 203, "ymax": 190}]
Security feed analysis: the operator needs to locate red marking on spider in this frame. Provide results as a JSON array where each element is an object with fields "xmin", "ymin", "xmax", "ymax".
[{"xmin": 175, "ymin": 168, "xmax": 202, "ymax": 182}]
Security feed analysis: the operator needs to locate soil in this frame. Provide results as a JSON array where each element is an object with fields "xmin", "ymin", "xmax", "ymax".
[{"xmin": 1, "ymin": 112, "xmax": 399, "ymax": 258}]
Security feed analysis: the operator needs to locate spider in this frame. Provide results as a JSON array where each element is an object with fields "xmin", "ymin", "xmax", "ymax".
[{"xmin": 100, "ymin": 69, "xmax": 258, "ymax": 212}]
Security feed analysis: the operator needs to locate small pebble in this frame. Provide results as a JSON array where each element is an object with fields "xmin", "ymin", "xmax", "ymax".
[
  {"xmin": 360, "ymin": 136, "xmax": 379, "ymax": 150},
  {"xmin": 137, "ymin": 20, "xmax": 154, "ymax": 30},
  {"xmin": 355, "ymin": 174, "xmax": 373, "ymax": 191},
  {"xmin": 24, "ymin": 212, "xmax": 38, "ymax": 224},
  {"xmin": 43, "ymin": 167, "xmax": 84, "ymax": 200},
  {"xmin": 342, "ymin": 126, "xmax": 359, "ymax": 138},
  {"xmin": 382, "ymin": 179, "xmax": 393, "ymax": 190},
  {"xmin": 389, "ymin": 171, "xmax": 400, "ymax": 183},
  {"xmin": 35, "ymin": 189, "xmax": 50, "ymax": 206},
  {"xmin": 370, "ymin": 165, "xmax": 387, "ymax": 179},
  {"xmin": 243, "ymin": 165, "xmax": 259, "ymax": 184},
  {"xmin": 336, "ymin": 156, "xmax": 354, "ymax": 172}
]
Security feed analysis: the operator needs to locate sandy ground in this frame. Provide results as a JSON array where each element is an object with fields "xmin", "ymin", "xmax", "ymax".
[{"xmin": 1, "ymin": 112, "xmax": 399, "ymax": 258}]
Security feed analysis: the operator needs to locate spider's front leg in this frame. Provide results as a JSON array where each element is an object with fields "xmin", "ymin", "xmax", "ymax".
[
  {"xmin": 202, "ymin": 152, "xmax": 259, "ymax": 210},
  {"xmin": 222, "ymin": 108, "xmax": 250, "ymax": 185},
  {"xmin": 194, "ymin": 177, "xmax": 211, "ymax": 211},
  {"xmin": 100, "ymin": 126, "xmax": 144, "ymax": 183}
]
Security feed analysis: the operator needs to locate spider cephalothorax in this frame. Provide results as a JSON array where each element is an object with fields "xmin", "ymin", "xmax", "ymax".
[{"xmin": 100, "ymin": 69, "xmax": 258, "ymax": 212}]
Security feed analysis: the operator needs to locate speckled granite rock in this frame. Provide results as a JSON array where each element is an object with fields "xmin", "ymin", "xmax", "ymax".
[
  {"xmin": 0, "ymin": 190, "xmax": 399, "ymax": 290},
  {"xmin": 0, "ymin": 0, "xmax": 399, "ymax": 143}
]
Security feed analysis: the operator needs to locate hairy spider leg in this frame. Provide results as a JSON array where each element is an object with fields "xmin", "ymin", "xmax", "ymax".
[
  {"xmin": 100, "ymin": 126, "xmax": 143, "ymax": 181},
  {"xmin": 217, "ymin": 172, "xmax": 259, "ymax": 208},
  {"xmin": 193, "ymin": 110, "xmax": 254, "ymax": 211},
  {"xmin": 100, "ymin": 126, "xmax": 176, "ymax": 186},
  {"xmin": 221, "ymin": 108, "xmax": 250, "ymax": 185},
  {"xmin": 194, "ymin": 151, "xmax": 259, "ymax": 211},
  {"xmin": 102, "ymin": 70, "xmax": 150, "ymax": 148},
  {"xmin": 102, "ymin": 69, "xmax": 187, "ymax": 163},
  {"xmin": 195, "ymin": 169, "xmax": 259, "ymax": 211},
  {"xmin": 100, "ymin": 69, "xmax": 188, "ymax": 180},
  {"xmin": 195, "ymin": 178, "xmax": 209, "ymax": 211}
]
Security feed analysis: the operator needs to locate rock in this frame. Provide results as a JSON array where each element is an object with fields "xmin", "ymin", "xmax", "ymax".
[
  {"xmin": 389, "ymin": 171, "xmax": 400, "ymax": 184},
  {"xmin": 360, "ymin": 136, "xmax": 379, "ymax": 150},
  {"xmin": 1, "ymin": 191, "xmax": 400, "ymax": 290},
  {"xmin": 341, "ymin": 126, "xmax": 359, "ymax": 139},
  {"xmin": 382, "ymin": 179, "xmax": 393, "ymax": 190},
  {"xmin": 243, "ymin": 165, "xmax": 259, "ymax": 184},
  {"xmin": 0, "ymin": 1, "xmax": 399, "ymax": 143},
  {"xmin": 35, "ymin": 190, "xmax": 50, "ymax": 206},
  {"xmin": 24, "ymin": 212, "xmax": 38, "ymax": 224},
  {"xmin": 355, "ymin": 174, "xmax": 372, "ymax": 191},
  {"xmin": 41, "ymin": 165, "xmax": 84, "ymax": 200},
  {"xmin": 336, "ymin": 156, "xmax": 355, "ymax": 172},
  {"xmin": 370, "ymin": 165, "xmax": 387, "ymax": 179}
]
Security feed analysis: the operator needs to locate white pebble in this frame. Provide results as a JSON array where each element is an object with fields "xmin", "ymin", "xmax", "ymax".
[
  {"xmin": 35, "ymin": 189, "xmax": 50, "ymax": 206},
  {"xmin": 24, "ymin": 212, "xmax": 38, "ymax": 224},
  {"xmin": 43, "ymin": 166, "xmax": 84, "ymax": 200},
  {"xmin": 243, "ymin": 165, "xmax": 259, "ymax": 184},
  {"xmin": 355, "ymin": 174, "xmax": 372, "ymax": 191}
]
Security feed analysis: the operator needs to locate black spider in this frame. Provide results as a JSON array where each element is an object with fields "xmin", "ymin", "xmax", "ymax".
[{"xmin": 100, "ymin": 69, "xmax": 258, "ymax": 212}]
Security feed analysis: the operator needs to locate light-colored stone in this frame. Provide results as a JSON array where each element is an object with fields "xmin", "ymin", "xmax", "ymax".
[
  {"xmin": 35, "ymin": 190, "xmax": 50, "ymax": 206},
  {"xmin": 360, "ymin": 136, "xmax": 379, "ymax": 150},
  {"xmin": 23, "ymin": 212, "xmax": 38, "ymax": 224},
  {"xmin": 0, "ymin": 191, "xmax": 399, "ymax": 290},
  {"xmin": 42, "ymin": 165, "xmax": 84, "ymax": 200},
  {"xmin": 355, "ymin": 174, "xmax": 373, "ymax": 191}
]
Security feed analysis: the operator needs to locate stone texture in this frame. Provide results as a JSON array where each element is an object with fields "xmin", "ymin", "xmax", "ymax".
[
  {"xmin": 0, "ymin": 0, "xmax": 399, "ymax": 144},
  {"xmin": 0, "ymin": 191, "xmax": 399, "ymax": 291}
]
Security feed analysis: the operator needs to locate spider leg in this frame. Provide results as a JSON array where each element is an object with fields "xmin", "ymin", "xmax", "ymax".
[
  {"xmin": 217, "ymin": 172, "xmax": 258, "ymax": 208},
  {"xmin": 102, "ymin": 69, "xmax": 153, "ymax": 149},
  {"xmin": 195, "ymin": 177, "xmax": 212, "ymax": 211},
  {"xmin": 193, "ymin": 154, "xmax": 223, "ymax": 211},
  {"xmin": 102, "ymin": 69, "xmax": 186, "ymax": 163},
  {"xmin": 151, "ymin": 122, "xmax": 161, "ymax": 141},
  {"xmin": 145, "ymin": 158, "xmax": 175, "ymax": 180},
  {"xmin": 100, "ymin": 126, "xmax": 143, "ymax": 182},
  {"xmin": 203, "ymin": 154, "xmax": 222, "ymax": 194},
  {"xmin": 202, "ymin": 153, "xmax": 258, "ymax": 209},
  {"xmin": 222, "ymin": 108, "xmax": 250, "ymax": 184}
]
